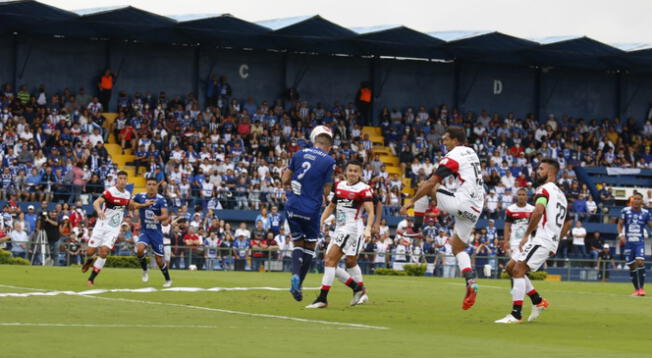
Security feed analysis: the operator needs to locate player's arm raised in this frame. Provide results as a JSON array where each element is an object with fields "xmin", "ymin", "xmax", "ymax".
[
  {"xmin": 93, "ymin": 195, "xmax": 106, "ymax": 220},
  {"xmin": 363, "ymin": 200, "xmax": 375, "ymax": 241},
  {"xmin": 400, "ymin": 160, "xmax": 454, "ymax": 215}
]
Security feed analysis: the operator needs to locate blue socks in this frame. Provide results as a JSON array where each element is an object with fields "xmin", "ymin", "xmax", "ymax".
[
  {"xmin": 638, "ymin": 267, "xmax": 646, "ymax": 289},
  {"xmin": 291, "ymin": 247, "xmax": 303, "ymax": 277},
  {"xmin": 299, "ymin": 248, "xmax": 315, "ymax": 284}
]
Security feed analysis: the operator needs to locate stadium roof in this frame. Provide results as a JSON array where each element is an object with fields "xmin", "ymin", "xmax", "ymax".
[{"xmin": 1, "ymin": 1, "xmax": 651, "ymax": 69}]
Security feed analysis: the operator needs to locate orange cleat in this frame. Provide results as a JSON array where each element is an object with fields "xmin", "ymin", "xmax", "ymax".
[
  {"xmin": 462, "ymin": 280, "xmax": 478, "ymax": 310},
  {"xmin": 638, "ymin": 289, "xmax": 646, "ymax": 296},
  {"xmin": 86, "ymin": 280, "xmax": 94, "ymax": 287}
]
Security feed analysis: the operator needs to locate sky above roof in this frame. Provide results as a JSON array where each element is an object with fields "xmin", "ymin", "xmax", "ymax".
[{"xmin": 34, "ymin": 0, "xmax": 652, "ymax": 45}]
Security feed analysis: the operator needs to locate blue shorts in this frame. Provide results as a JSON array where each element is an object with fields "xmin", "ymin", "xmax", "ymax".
[
  {"xmin": 624, "ymin": 241, "xmax": 645, "ymax": 265},
  {"xmin": 286, "ymin": 209, "xmax": 320, "ymax": 242},
  {"xmin": 138, "ymin": 231, "xmax": 164, "ymax": 256}
]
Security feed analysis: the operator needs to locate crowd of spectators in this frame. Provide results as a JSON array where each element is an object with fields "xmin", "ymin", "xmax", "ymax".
[{"xmin": 1, "ymin": 77, "xmax": 651, "ymax": 276}]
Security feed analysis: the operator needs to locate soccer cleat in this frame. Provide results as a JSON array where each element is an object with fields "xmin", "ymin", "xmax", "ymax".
[
  {"xmin": 462, "ymin": 280, "xmax": 478, "ymax": 310},
  {"xmin": 81, "ymin": 259, "xmax": 95, "ymax": 273},
  {"xmin": 289, "ymin": 274, "xmax": 303, "ymax": 302},
  {"xmin": 528, "ymin": 298, "xmax": 549, "ymax": 322},
  {"xmin": 305, "ymin": 298, "xmax": 328, "ymax": 309},
  {"xmin": 163, "ymin": 280, "xmax": 173, "ymax": 288},
  {"xmin": 141, "ymin": 270, "xmax": 149, "ymax": 283},
  {"xmin": 350, "ymin": 287, "xmax": 367, "ymax": 306},
  {"xmin": 638, "ymin": 289, "xmax": 646, "ymax": 296},
  {"xmin": 356, "ymin": 293, "xmax": 369, "ymax": 305},
  {"xmin": 494, "ymin": 314, "xmax": 523, "ymax": 324},
  {"xmin": 85, "ymin": 280, "xmax": 94, "ymax": 287},
  {"xmin": 632, "ymin": 290, "xmax": 642, "ymax": 297}
]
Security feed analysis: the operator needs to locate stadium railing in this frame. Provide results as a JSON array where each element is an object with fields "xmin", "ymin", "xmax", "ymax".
[{"xmin": 11, "ymin": 242, "xmax": 644, "ymax": 284}]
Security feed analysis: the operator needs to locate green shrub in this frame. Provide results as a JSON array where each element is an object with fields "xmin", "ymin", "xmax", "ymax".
[
  {"xmin": 403, "ymin": 264, "xmax": 427, "ymax": 276},
  {"xmin": 0, "ymin": 249, "xmax": 28, "ymax": 265},
  {"xmin": 375, "ymin": 268, "xmax": 407, "ymax": 276},
  {"xmin": 500, "ymin": 271, "xmax": 548, "ymax": 280},
  {"xmin": 104, "ymin": 256, "xmax": 149, "ymax": 268}
]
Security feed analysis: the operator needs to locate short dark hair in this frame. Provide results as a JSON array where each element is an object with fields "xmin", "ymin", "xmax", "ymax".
[
  {"xmin": 346, "ymin": 160, "xmax": 364, "ymax": 169},
  {"xmin": 541, "ymin": 158, "xmax": 560, "ymax": 172},
  {"xmin": 146, "ymin": 177, "xmax": 158, "ymax": 183},
  {"xmin": 445, "ymin": 127, "xmax": 466, "ymax": 143},
  {"xmin": 632, "ymin": 191, "xmax": 643, "ymax": 198},
  {"xmin": 117, "ymin": 170, "xmax": 128, "ymax": 177},
  {"xmin": 315, "ymin": 133, "xmax": 333, "ymax": 146}
]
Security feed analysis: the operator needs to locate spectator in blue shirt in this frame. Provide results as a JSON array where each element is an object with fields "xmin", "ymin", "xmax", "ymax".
[
  {"xmin": 255, "ymin": 207, "xmax": 271, "ymax": 231},
  {"xmin": 232, "ymin": 234, "xmax": 250, "ymax": 271}
]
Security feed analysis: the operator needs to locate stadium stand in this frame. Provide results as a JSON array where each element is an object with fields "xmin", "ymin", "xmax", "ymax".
[{"xmin": 0, "ymin": 1, "xmax": 650, "ymax": 280}]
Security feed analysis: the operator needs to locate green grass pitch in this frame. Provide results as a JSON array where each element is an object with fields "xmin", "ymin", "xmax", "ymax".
[{"xmin": 0, "ymin": 265, "xmax": 650, "ymax": 358}]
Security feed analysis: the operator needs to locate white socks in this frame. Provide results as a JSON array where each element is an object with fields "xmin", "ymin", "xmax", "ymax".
[
  {"xmin": 455, "ymin": 251, "xmax": 472, "ymax": 272},
  {"xmin": 321, "ymin": 266, "xmax": 335, "ymax": 289},
  {"xmin": 93, "ymin": 257, "xmax": 106, "ymax": 272},
  {"xmin": 346, "ymin": 265, "xmax": 363, "ymax": 284},
  {"xmin": 512, "ymin": 277, "xmax": 526, "ymax": 304}
]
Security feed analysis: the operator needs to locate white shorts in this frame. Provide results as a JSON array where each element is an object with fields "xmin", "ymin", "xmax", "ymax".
[
  {"xmin": 436, "ymin": 189, "xmax": 482, "ymax": 245},
  {"xmin": 329, "ymin": 230, "xmax": 364, "ymax": 257},
  {"xmin": 413, "ymin": 196, "xmax": 429, "ymax": 216},
  {"xmin": 88, "ymin": 222, "xmax": 120, "ymax": 249},
  {"xmin": 509, "ymin": 244, "xmax": 520, "ymax": 259},
  {"xmin": 515, "ymin": 242, "xmax": 551, "ymax": 272}
]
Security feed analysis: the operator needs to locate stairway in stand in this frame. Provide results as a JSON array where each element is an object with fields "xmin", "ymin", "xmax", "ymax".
[
  {"xmin": 362, "ymin": 126, "xmax": 414, "ymax": 214},
  {"xmin": 101, "ymin": 113, "xmax": 146, "ymax": 190}
]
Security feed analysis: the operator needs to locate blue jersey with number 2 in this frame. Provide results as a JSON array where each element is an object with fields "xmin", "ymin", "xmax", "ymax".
[{"xmin": 286, "ymin": 148, "xmax": 335, "ymax": 215}]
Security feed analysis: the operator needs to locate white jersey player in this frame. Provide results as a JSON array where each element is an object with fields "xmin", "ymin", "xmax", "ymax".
[
  {"xmin": 401, "ymin": 127, "xmax": 485, "ymax": 310},
  {"xmin": 307, "ymin": 160, "xmax": 374, "ymax": 309},
  {"xmin": 503, "ymin": 188, "xmax": 534, "ymax": 258},
  {"xmin": 81, "ymin": 171, "xmax": 154, "ymax": 286},
  {"xmin": 496, "ymin": 159, "xmax": 571, "ymax": 324}
]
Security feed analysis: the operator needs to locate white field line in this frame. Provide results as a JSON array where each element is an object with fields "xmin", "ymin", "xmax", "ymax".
[
  {"xmin": 0, "ymin": 284, "xmax": 389, "ymax": 330},
  {"xmin": 0, "ymin": 286, "xmax": 319, "ymax": 298},
  {"xmin": 0, "ymin": 322, "xmax": 365, "ymax": 330}
]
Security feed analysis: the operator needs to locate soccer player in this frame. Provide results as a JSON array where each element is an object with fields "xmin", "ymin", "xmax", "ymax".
[
  {"xmin": 400, "ymin": 127, "xmax": 485, "ymax": 310},
  {"xmin": 495, "ymin": 159, "xmax": 571, "ymax": 324},
  {"xmin": 306, "ymin": 160, "xmax": 374, "ymax": 308},
  {"xmin": 82, "ymin": 171, "xmax": 154, "ymax": 286},
  {"xmin": 133, "ymin": 177, "xmax": 172, "ymax": 287},
  {"xmin": 282, "ymin": 125, "xmax": 336, "ymax": 301},
  {"xmin": 503, "ymin": 188, "xmax": 534, "ymax": 259},
  {"xmin": 617, "ymin": 192, "xmax": 652, "ymax": 296}
]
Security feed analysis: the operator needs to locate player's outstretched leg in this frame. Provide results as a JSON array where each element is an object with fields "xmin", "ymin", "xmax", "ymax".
[
  {"xmin": 150, "ymin": 253, "xmax": 172, "ymax": 288},
  {"xmin": 524, "ymin": 275, "xmax": 548, "ymax": 322},
  {"xmin": 496, "ymin": 261, "xmax": 527, "ymax": 324},
  {"xmin": 289, "ymin": 245, "xmax": 304, "ymax": 301},
  {"xmin": 451, "ymin": 236, "xmax": 477, "ymax": 310}
]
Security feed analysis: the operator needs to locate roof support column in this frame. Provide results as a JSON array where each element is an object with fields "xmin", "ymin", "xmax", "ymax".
[
  {"xmin": 453, "ymin": 60, "xmax": 461, "ymax": 109},
  {"xmin": 533, "ymin": 66, "xmax": 541, "ymax": 122},
  {"xmin": 11, "ymin": 34, "xmax": 18, "ymax": 90},
  {"xmin": 193, "ymin": 46, "xmax": 200, "ymax": 102},
  {"xmin": 369, "ymin": 56, "xmax": 376, "ymax": 125},
  {"xmin": 614, "ymin": 70, "xmax": 622, "ymax": 118}
]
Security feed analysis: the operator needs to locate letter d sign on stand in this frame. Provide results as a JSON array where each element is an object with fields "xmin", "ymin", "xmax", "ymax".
[{"xmin": 493, "ymin": 80, "xmax": 503, "ymax": 95}]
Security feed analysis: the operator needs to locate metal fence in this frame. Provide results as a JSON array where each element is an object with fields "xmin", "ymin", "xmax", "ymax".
[{"xmin": 9, "ymin": 241, "xmax": 643, "ymax": 284}]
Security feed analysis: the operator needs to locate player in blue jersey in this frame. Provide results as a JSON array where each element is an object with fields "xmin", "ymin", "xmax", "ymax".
[
  {"xmin": 133, "ymin": 178, "xmax": 172, "ymax": 287},
  {"xmin": 617, "ymin": 192, "xmax": 652, "ymax": 296},
  {"xmin": 281, "ymin": 125, "xmax": 336, "ymax": 301}
]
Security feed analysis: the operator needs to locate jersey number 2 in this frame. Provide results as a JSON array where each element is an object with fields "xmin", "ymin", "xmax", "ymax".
[
  {"xmin": 297, "ymin": 162, "xmax": 312, "ymax": 180},
  {"xmin": 555, "ymin": 202, "xmax": 567, "ymax": 228}
]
